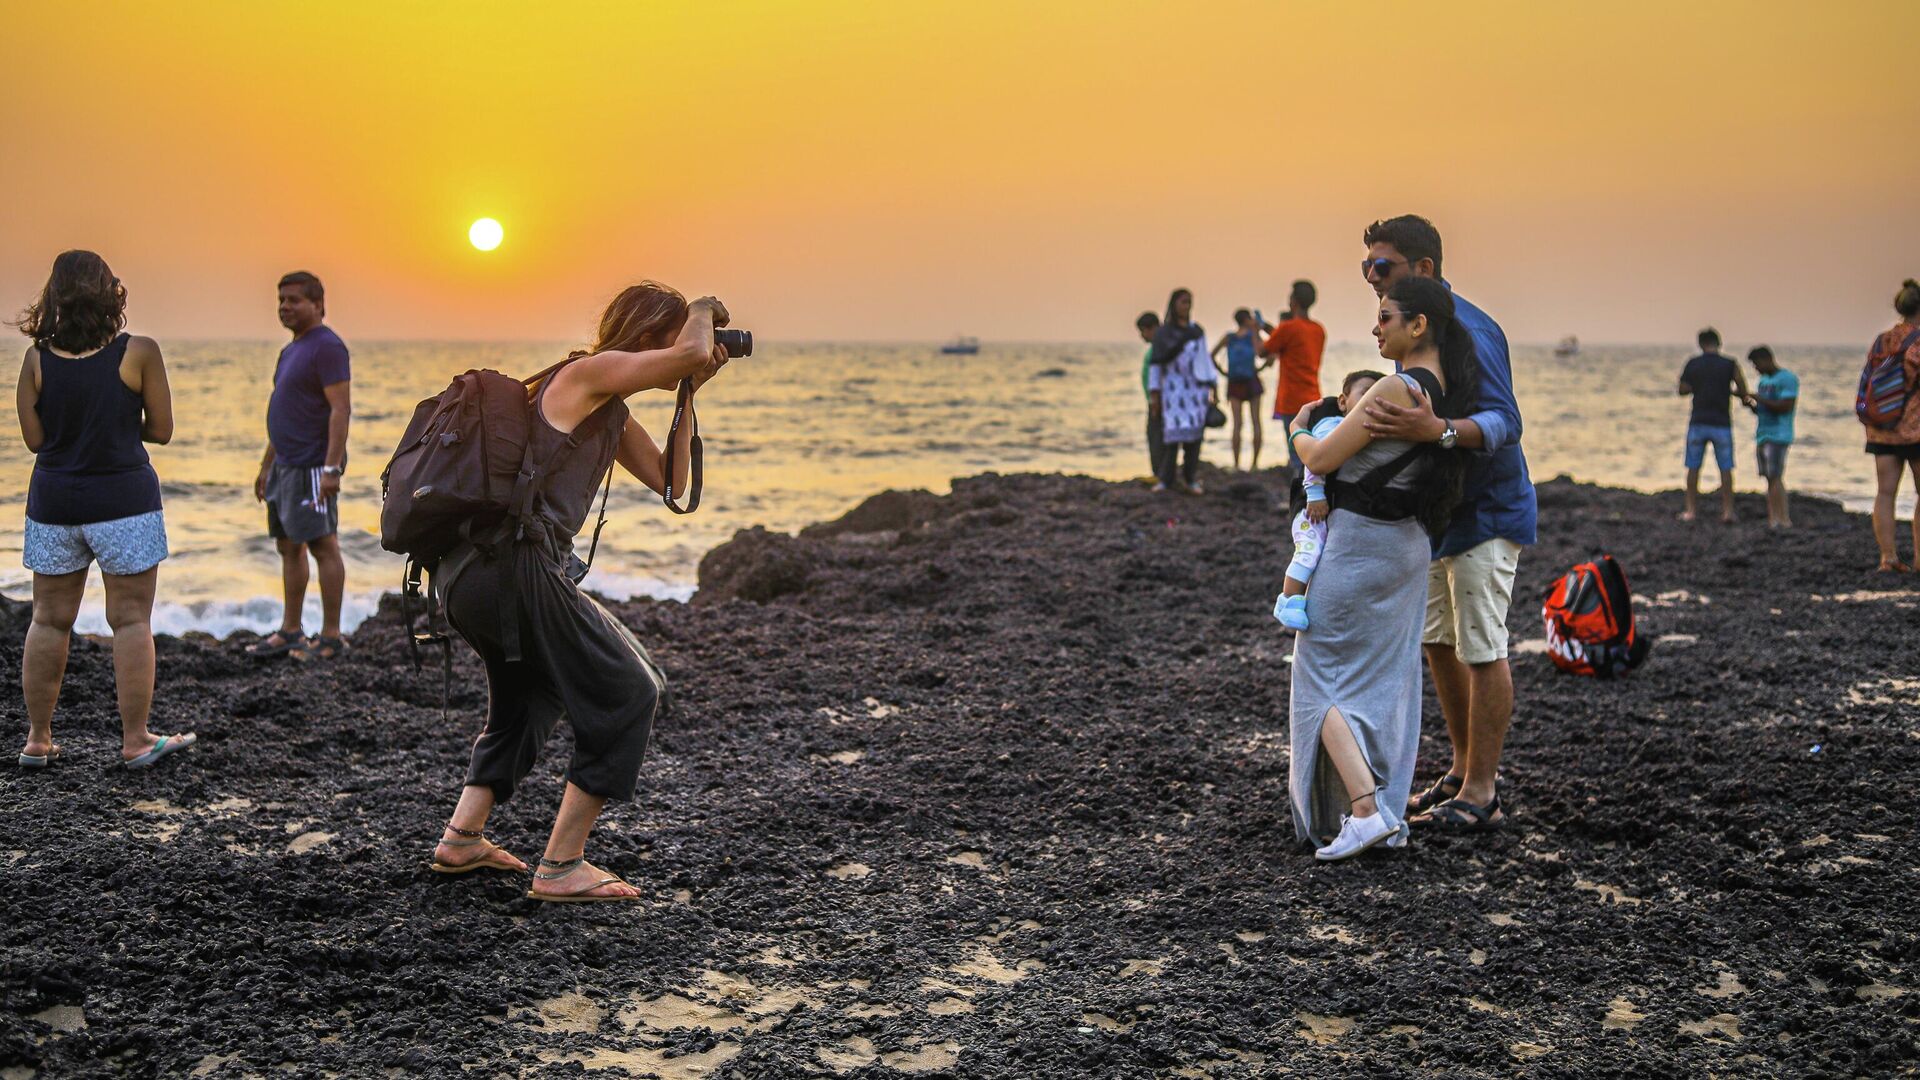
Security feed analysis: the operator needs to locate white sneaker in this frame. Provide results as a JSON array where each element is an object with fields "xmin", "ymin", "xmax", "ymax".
[{"xmin": 1314, "ymin": 813, "xmax": 1396, "ymax": 861}]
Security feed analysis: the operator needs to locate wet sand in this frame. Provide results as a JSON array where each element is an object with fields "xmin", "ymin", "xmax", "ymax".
[{"xmin": 1, "ymin": 470, "xmax": 1916, "ymax": 1076}]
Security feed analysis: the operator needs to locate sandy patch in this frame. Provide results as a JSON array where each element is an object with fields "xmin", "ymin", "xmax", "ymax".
[
  {"xmin": 928, "ymin": 996, "xmax": 976, "ymax": 1016},
  {"xmin": 947, "ymin": 851, "xmax": 988, "ymax": 869},
  {"xmin": 1856, "ymin": 982, "xmax": 1905, "ymax": 1002},
  {"xmin": 526, "ymin": 991, "xmax": 604, "ymax": 1033},
  {"xmin": 1656, "ymin": 633, "xmax": 1698, "ymax": 645},
  {"xmin": 1295, "ymin": 1012, "xmax": 1353, "ymax": 1044},
  {"xmin": 1603, "ymin": 997, "xmax": 1647, "ymax": 1030},
  {"xmin": 1469, "ymin": 949, "xmax": 1488, "ymax": 966},
  {"xmin": 826, "ymin": 862, "xmax": 871, "ymax": 880},
  {"xmin": 1235, "ymin": 930, "xmax": 1267, "ymax": 943},
  {"xmin": 1679, "ymin": 1013, "xmax": 1743, "ymax": 1041},
  {"xmin": 535, "ymin": 1043, "xmax": 740, "ymax": 1079},
  {"xmin": 863, "ymin": 697, "xmax": 899, "ymax": 719},
  {"xmin": 1486, "ymin": 912, "xmax": 1522, "ymax": 927},
  {"xmin": 950, "ymin": 945, "xmax": 1034, "ymax": 984},
  {"xmin": 817, "ymin": 1035, "xmax": 877, "ymax": 1072},
  {"xmin": 1698, "ymin": 972, "xmax": 1747, "ymax": 999},
  {"xmin": 820, "ymin": 750, "xmax": 864, "ymax": 765},
  {"xmin": 882, "ymin": 1041, "xmax": 961, "ymax": 1073},
  {"xmin": 287, "ymin": 831, "xmax": 333, "ymax": 855},
  {"xmin": 31, "ymin": 1005, "xmax": 86, "ymax": 1032},
  {"xmin": 1310, "ymin": 924, "xmax": 1359, "ymax": 946},
  {"xmin": 845, "ymin": 1003, "xmax": 900, "ymax": 1018},
  {"xmin": 1574, "ymin": 879, "xmax": 1645, "ymax": 906},
  {"xmin": 1812, "ymin": 590, "xmax": 1916, "ymax": 603},
  {"xmin": 1117, "ymin": 957, "xmax": 1167, "ymax": 978},
  {"xmin": 1081, "ymin": 1012, "xmax": 1134, "ymax": 1033},
  {"xmin": 1848, "ymin": 677, "xmax": 1920, "ymax": 707},
  {"xmin": 1511, "ymin": 1041, "xmax": 1553, "ymax": 1059},
  {"xmin": 1511, "ymin": 638, "xmax": 1549, "ymax": 655}
]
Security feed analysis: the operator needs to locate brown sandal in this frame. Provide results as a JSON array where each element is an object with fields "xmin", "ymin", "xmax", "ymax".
[
  {"xmin": 526, "ymin": 856, "xmax": 643, "ymax": 903},
  {"xmin": 429, "ymin": 825, "xmax": 524, "ymax": 875}
]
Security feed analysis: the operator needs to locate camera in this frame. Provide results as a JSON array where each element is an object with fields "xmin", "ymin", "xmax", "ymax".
[{"xmin": 714, "ymin": 328, "xmax": 753, "ymax": 358}]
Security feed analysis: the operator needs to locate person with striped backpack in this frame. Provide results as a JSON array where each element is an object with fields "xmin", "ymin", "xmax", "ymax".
[{"xmin": 1862, "ymin": 279, "xmax": 1920, "ymax": 572}]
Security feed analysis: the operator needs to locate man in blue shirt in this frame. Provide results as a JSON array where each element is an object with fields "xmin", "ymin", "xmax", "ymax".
[
  {"xmin": 247, "ymin": 271, "xmax": 353, "ymax": 661},
  {"xmin": 1747, "ymin": 345, "xmax": 1797, "ymax": 528},
  {"xmin": 1358, "ymin": 214, "xmax": 1537, "ymax": 833}
]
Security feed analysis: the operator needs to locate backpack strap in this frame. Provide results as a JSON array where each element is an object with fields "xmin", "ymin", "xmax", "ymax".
[{"xmin": 660, "ymin": 376, "xmax": 703, "ymax": 515}]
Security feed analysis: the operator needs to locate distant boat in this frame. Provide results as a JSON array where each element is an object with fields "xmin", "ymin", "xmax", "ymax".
[
  {"xmin": 940, "ymin": 335, "xmax": 980, "ymax": 355},
  {"xmin": 1553, "ymin": 335, "xmax": 1580, "ymax": 358}
]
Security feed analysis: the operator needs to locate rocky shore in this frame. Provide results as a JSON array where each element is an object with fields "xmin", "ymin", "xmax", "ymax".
[{"xmin": 1, "ymin": 469, "xmax": 1915, "ymax": 1077}]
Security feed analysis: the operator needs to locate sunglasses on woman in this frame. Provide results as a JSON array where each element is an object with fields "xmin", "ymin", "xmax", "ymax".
[
  {"xmin": 1361, "ymin": 256, "xmax": 1406, "ymax": 280},
  {"xmin": 1377, "ymin": 307, "xmax": 1409, "ymax": 325}
]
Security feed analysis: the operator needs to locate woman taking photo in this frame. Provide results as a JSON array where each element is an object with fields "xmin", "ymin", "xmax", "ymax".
[
  {"xmin": 428, "ymin": 281, "xmax": 730, "ymax": 903},
  {"xmin": 1285, "ymin": 276, "xmax": 1476, "ymax": 860},
  {"xmin": 1147, "ymin": 288, "xmax": 1218, "ymax": 494},
  {"xmin": 13, "ymin": 250, "xmax": 194, "ymax": 769},
  {"xmin": 1864, "ymin": 278, "xmax": 1920, "ymax": 572}
]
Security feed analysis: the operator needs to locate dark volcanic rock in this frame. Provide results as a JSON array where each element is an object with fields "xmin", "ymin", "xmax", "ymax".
[
  {"xmin": 801, "ymin": 488, "xmax": 943, "ymax": 539},
  {"xmin": 1, "ymin": 467, "xmax": 1916, "ymax": 1077},
  {"xmin": 695, "ymin": 525, "xmax": 815, "ymax": 603}
]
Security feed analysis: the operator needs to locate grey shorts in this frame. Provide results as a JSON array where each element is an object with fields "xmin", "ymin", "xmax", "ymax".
[
  {"xmin": 1756, "ymin": 441, "xmax": 1790, "ymax": 480},
  {"xmin": 23, "ymin": 511, "xmax": 169, "ymax": 576},
  {"xmin": 266, "ymin": 461, "xmax": 339, "ymax": 544}
]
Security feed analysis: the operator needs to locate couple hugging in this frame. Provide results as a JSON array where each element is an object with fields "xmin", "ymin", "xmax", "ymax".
[{"xmin": 1276, "ymin": 215, "xmax": 1535, "ymax": 862}]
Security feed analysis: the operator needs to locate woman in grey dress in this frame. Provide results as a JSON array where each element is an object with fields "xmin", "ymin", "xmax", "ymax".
[{"xmin": 1285, "ymin": 276, "xmax": 1477, "ymax": 860}]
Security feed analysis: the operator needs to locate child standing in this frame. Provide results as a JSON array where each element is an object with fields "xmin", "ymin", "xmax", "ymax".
[
  {"xmin": 1749, "ymin": 345, "xmax": 1797, "ymax": 528},
  {"xmin": 1274, "ymin": 370, "xmax": 1382, "ymax": 630}
]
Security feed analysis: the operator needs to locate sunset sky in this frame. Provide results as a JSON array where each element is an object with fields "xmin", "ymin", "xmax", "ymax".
[{"xmin": 4, "ymin": 1, "xmax": 1915, "ymax": 345}]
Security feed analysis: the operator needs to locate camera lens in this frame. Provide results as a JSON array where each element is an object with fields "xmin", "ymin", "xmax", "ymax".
[{"xmin": 714, "ymin": 329, "xmax": 753, "ymax": 358}]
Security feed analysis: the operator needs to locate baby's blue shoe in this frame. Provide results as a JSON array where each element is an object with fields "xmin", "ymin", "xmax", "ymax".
[{"xmin": 1276, "ymin": 594, "xmax": 1310, "ymax": 631}]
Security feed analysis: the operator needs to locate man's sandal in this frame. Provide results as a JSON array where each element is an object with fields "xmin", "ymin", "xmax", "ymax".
[
  {"xmin": 526, "ymin": 856, "xmax": 642, "ymax": 903},
  {"xmin": 429, "ymin": 825, "xmax": 523, "ymax": 875},
  {"xmin": 1421, "ymin": 796, "xmax": 1506, "ymax": 832},
  {"xmin": 245, "ymin": 629, "xmax": 306, "ymax": 658},
  {"xmin": 1407, "ymin": 774, "xmax": 1462, "ymax": 816}
]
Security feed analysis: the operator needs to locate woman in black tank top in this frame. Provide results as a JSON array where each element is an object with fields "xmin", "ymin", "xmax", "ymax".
[
  {"xmin": 430, "ymin": 280, "xmax": 735, "ymax": 903},
  {"xmin": 13, "ymin": 250, "xmax": 196, "ymax": 770}
]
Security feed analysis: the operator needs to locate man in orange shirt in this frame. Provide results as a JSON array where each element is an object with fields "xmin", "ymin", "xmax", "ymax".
[{"xmin": 1258, "ymin": 279, "xmax": 1327, "ymax": 491}]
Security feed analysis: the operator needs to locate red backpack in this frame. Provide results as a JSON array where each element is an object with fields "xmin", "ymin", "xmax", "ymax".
[{"xmin": 1542, "ymin": 555, "xmax": 1650, "ymax": 679}]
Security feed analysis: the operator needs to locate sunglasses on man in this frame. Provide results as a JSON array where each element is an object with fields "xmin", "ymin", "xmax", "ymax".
[{"xmin": 1361, "ymin": 256, "xmax": 1406, "ymax": 280}]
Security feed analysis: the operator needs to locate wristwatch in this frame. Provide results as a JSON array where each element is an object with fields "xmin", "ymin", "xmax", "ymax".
[
  {"xmin": 1438, "ymin": 421, "xmax": 1458, "ymax": 451},
  {"xmin": 321, "ymin": 465, "xmax": 344, "ymax": 476}
]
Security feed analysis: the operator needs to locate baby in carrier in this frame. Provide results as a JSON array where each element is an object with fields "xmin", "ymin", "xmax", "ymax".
[{"xmin": 1274, "ymin": 370, "xmax": 1383, "ymax": 631}]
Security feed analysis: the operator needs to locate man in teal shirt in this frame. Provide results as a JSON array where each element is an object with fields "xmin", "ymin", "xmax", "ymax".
[
  {"xmin": 1137, "ymin": 311, "xmax": 1165, "ymax": 489},
  {"xmin": 1749, "ymin": 345, "xmax": 1798, "ymax": 528}
]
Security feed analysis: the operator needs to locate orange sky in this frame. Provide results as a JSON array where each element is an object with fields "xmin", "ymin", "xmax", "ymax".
[{"xmin": 3, "ymin": 1, "xmax": 1916, "ymax": 345}]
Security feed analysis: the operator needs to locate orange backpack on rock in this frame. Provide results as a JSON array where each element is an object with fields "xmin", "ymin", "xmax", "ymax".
[{"xmin": 1542, "ymin": 554, "xmax": 1651, "ymax": 679}]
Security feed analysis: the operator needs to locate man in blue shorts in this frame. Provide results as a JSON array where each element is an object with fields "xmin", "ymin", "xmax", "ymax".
[
  {"xmin": 1678, "ymin": 327, "xmax": 1754, "ymax": 523},
  {"xmin": 247, "ymin": 271, "xmax": 353, "ymax": 660}
]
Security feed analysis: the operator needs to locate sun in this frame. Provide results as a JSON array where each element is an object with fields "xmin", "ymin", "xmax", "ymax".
[{"xmin": 468, "ymin": 217, "xmax": 504, "ymax": 251}]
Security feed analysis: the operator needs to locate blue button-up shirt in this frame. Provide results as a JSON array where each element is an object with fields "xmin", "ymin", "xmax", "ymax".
[{"xmin": 1437, "ymin": 285, "xmax": 1537, "ymax": 558}]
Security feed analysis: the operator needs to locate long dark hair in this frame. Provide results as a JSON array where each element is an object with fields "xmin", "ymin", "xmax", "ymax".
[
  {"xmin": 1386, "ymin": 276, "xmax": 1480, "ymax": 537},
  {"xmin": 568, "ymin": 280, "xmax": 689, "ymax": 361},
  {"xmin": 13, "ymin": 250, "xmax": 127, "ymax": 354},
  {"xmin": 1151, "ymin": 287, "xmax": 1200, "ymax": 366}
]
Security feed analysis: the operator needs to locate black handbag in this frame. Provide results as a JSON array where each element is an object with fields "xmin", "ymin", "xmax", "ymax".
[{"xmin": 1205, "ymin": 403, "xmax": 1228, "ymax": 428}]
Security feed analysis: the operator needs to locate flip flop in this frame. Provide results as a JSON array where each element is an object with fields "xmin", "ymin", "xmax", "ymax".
[
  {"xmin": 18, "ymin": 746, "xmax": 61, "ymax": 769},
  {"xmin": 290, "ymin": 635, "xmax": 349, "ymax": 662},
  {"xmin": 123, "ymin": 733, "xmax": 197, "ymax": 770},
  {"xmin": 526, "ymin": 857, "xmax": 644, "ymax": 904},
  {"xmin": 246, "ymin": 630, "xmax": 306, "ymax": 658},
  {"xmin": 430, "ymin": 827, "xmax": 525, "ymax": 875}
]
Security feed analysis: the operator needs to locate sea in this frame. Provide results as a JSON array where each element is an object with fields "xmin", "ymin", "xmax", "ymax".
[{"xmin": 1, "ymin": 340, "xmax": 1903, "ymax": 635}]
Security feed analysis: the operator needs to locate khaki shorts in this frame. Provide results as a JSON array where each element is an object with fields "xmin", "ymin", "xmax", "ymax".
[{"xmin": 1424, "ymin": 538, "xmax": 1523, "ymax": 665}]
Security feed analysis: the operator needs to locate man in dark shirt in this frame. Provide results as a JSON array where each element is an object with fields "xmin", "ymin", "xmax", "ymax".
[
  {"xmin": 1677, "ymin": 327, "xmax": 1755, "ymax": 523},
  {"xmin": 247, "ymin": 271, "xmax": 353, "ymax": 660}
]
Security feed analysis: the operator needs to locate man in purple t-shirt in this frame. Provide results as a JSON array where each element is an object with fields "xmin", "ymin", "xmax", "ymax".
[{"xmin": 246, "ymin": 271, "xmax": 352, "ymax": 661}]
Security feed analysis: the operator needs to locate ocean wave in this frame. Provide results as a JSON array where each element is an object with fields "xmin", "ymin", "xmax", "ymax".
[{"xmin": 45, "ymin": 572, "xmax": 694, "ymax": 639}]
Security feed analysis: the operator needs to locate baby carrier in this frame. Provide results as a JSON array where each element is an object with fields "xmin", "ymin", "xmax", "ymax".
[{"xmin": 1541, "ymin": 554, "xmax": 1650, "ymax": 679}]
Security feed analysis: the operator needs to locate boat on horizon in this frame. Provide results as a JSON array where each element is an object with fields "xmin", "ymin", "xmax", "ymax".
[
  {"xmin": 1553, "ymin": 334, "xmax": 1580, "ymax": 358},
  {"xmin": 940, "ymin": 335, "xmax": 981, "ymax": 355}
]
